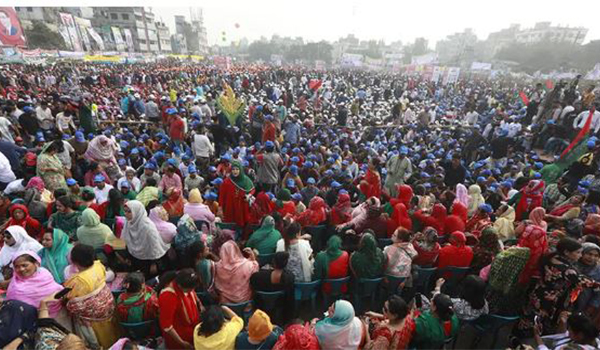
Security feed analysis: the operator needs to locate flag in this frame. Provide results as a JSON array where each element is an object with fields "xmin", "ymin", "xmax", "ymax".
[
  {"xmin": 309, "ymin": 79, "xmax": 322, "ymax": 91},
  {"xmin": 518, "ymin": 91, "xmax": 529, "ymax": 106},
  {"xmin": 557, "ymin": 108, "xmax": 595, "ymax": 170},
  {"xmin": 545, "ymin": 79, "xmax": 554, "ymax": 90}
]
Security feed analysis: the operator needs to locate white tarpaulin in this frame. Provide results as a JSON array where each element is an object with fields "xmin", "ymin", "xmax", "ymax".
[
  {"xmin": 471, "ymin": 62, "xmax": 492, "ymax": 70},
  {"xmin": 87, "ymin": 27, "xmax": 105, "ymax": 51},
  {"xmin": 411, "ymin": 53, "xmax": 438, "ymax": 65},
  {"xmin": 585, "ymin": 63, "xmax": 600, "ymax": 81},
  {"xmin": 112, "ymin": 27, "xmax": 125, "ymax": 52}
]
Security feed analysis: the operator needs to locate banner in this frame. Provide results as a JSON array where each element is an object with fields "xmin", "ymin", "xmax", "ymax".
[
  {"xmin": 123, "ymin": 28, "xmax": 134, "ymax": 52},
  {"xmin": 59, "ymin": 13, "xmax": 82, "ymax": 51},
  {"xmin": 432, "ymin": 66, "xmax": 443, "ymax": 83},
  {"xmin": 315, "ymin": 60, "xmax": 325, "ymax": 70},
  {"xmin": 471, "ymin": 62, "xmax": 492, "ymax": 71},
  {"xmin": 74, "ymin": 17, "xmax": 92, "ymax": 51},
  {"xmin": 0, "ymin": 7, "xmax": 26, "ymax": 47},
  {"xmin": 87, "ymin": 27, "xmax": 105, "ymax": 51},
  {"xmin": 340, "ymin": 53, "xmax": 363, "ymax": 67},
  {"xmin": 445, "ymin": 67, "xmax": 460, "ymax": 85},
  {"xmin": 58, "ymin": 26, "xmax": 72, "ymax": 50},
  {"xmin": 411, "ymin": 53, "xmax": 438, "ymax": 65},
  {"xmin": 112, "ymin": 27, "xmax": 125, "ymax": 51},
  {"xmin": 84, "ymin": 55, "xmax": 122, "ymax": 63}
]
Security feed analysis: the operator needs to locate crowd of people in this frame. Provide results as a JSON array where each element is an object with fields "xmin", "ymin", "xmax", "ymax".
[{"xmin": 0, "ymin": 60, "xmax": 598, "ymax": 350}]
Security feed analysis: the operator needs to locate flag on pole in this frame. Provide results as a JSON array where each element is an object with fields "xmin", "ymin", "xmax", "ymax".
[
  {"xmin": 309, "ymin": 79, "xmax": 322, "ymax": 91},
  {"xmin": 518, "ymin": 91, "xmax": 529, "ymax": 106}
]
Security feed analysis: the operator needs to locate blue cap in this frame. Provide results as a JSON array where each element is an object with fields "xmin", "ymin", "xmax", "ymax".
[
  {"xmin": 87, "ymin": 133, "xmax": 95, "ymax": 140},
  {"xmin": 421, "ymin": 172, "xmax": 431, "ymax": 178},
  {"xmin": 533, "ymin": 172, "xmax": 541, "ymax": 179},
  {"xmin": 23, "ymin": 106, "xmax": 34, "ymax": 113},
  {"xmin": 118, "ymin": 159, "xmax": 126, "ymax": 166},
  {"xmin": 307, "ymin": 177, "xmax": 316, "ymax": 184},
  {"xmin": 286, "ymin": 179, "xmax": 296, "ymax": 188},
  {"xmin": 144, "ymin": 162, "xmax": 156, "ymax": 170},
  {"xmin": 331, "ymin": 181, "xmax": 342, "ymax": 188},
  {"xmin": 481, "ymin": 169, "xmax": 492, "ymax": 177},
  {"xmin": 501, "ymin": 181, "xmax": 513, "ymax": 188},
  {"xmin": 222, "ymin": 154, "xmax": 231, "ymax": 161},
  {"xmin": 534, "ymin": 162, "xmax": 543, "ymax": 169},
  {"xmin": 325, "ymin": 170, "xmax": 334, "ymax": 177},
  {"xmin": 120, "ymin": 181, "xmax": 130, "ymax": 188},
  {"xmin": 211, "ymin": 178, "xmax": 223, "ymax": 185},
  {"xmin": 290, "ymin": 165, "xmax": 298, "ymax": 175},
  {"xmin": 291, "ymin": 156, "xmax": 300, "ymax": 163},
  {"xmin": 588, "ymin": 140, "xmax": 596, "ymax": 149},
  {"xmin": 266, "ymin": 192, "xmax": 275, "ymax": 199},
  {"xmin": 62, "ymin": 134, "xmax": 71, "ymax": 140},
  {"xmin": 292, "ymin": 193, "xmax": 303, "ymax": 201},
  {"xmin": 66, "ymin": 178, "xmax": 77, "ymax": 186},
  {"xmin": 130, "ymin": 148, "xmax": 139, "ymax": 155},
  {"xmin": 399, "ymin": 146, "xmax": 409, "ymax": 155},
  {"xmin": 479, "ymin": 204, "xmax": 493, "ymax": 213},
  {"xmin": 188, "ymin": 165, "xmax": 197, "ymax": 173},
  {"xmin": 477, "ymin": 176, "xmax": 486, "ymax": 183},
  {"xmin": 265, "ymin": 140, "xmax": 275, "ymax": 149},
  {"xmin": 75, "ymin": 131, "xmax": 85, "ymax": 142},
  {"xmin": 205, "ymin": 192, "xmax": 218, "ymax": 200},
  {"xmin": 94, "ymin": 174, "xmax": 105, "ymax": 183},
  {"xmin": 304, "ymin": 161, "xmax": 313, "ymax": 168},
  {"xmin": 209, "ymin": 166, "xmax": 217, "ymax": 172},
  {"xmin": 166, "ymin": 108, "xmax": 177, "ymax": 115},
  {"xmin": 167, "ymin": 158, "xmax": 177, "ymax": 167}
]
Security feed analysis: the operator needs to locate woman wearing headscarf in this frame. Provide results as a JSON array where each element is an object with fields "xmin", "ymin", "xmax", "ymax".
[
  {"xmin": 493, "ymin": 204, "xmax": 516, "ymax": 241},
  {"xmin": 295, "ymin": 196, "xmax": 328, "ymax": 227},
  {"xmin": 76, "ymin": 208, "xmax": 120, "ymax": 249},
  {"xmin": 515, "ymin": 207, "xmax": 548, "ymax": 284},
  {"xmin": 454, "ymin": 184, "xmax": 470, "ymax": 208},
  {"xmin": 163, "ymin": 188, "xmax": 185, "ymax": 219},
  {"xmin": 414, "ymin": 203, "xmax": 446, "ymax": 233},
  {"xmin": 219, "ymin": 161, "xmax": 254, "ymax": 227},
  {"xmin": 389, "ymin": 184, "xmax": 413, "ymax": 209},
  {"xmin": 388, "ymin": 203, "xmax": 412, "ymax": 235},
  {"xmin": 444, "ymin": 202, "xmax": 467, "ymax": 235},
  {"xmin": 437, "ymin": 231, "xmax": 474, "ymax": 270},
  {"xmin": 584, "ymin": 213, "xmax": 600, "ymax": 235},
  {"xmin": 249, "ymin": 191, "xmax": 275, "ymax": 225},
  {"xmin": 331, "ymin": 193, "xmax": 353, "ymax": 225},
  {"xmin": 412, "ymin": 227, "xmax": 441, "ymax": 267},
  {"xmin": 36, "ymin": 140, "xmax": 67, "ymax": 192},
  {"xmin": 0, "ymin": 225, "xmax": 43, "ymax": 272},
  {"xmin": 350, "ymin": 232, "xmax": 385, "ymax": 279},
  {"xmin": 274, "ymin": 188, "xmax": 296, "ymax": 217},
  {"xmin": 121, "ymin": 200, "xmax": 171, "ymax": 278},
  {"xmin": 361, "ymin": 158, "xmax": 382, "ymax": 200},
  {"xmin": 48, "ymin": 195, "xmax": 81, "ymax": 241},
  {"xmin": 315, "ymin": 300, "xmax": 365, "ymax": 350},
  {"xmin": 3, "ymin": 203, "xmax": 43, "ymax": 240},
  {"xmin": 84, "ymin": 135, "xmax": 119, "ymax": 182},
  {"xmin": 235, "ymin": 309, "xmax": 284, "ymax": 350},
  {"xmin": 465, "ymin": 204, "xmax": 493, "ymax": 236},
  {"xmin": 149, "ymin": 206, "xmax": 178, "ymax": 244},
  {"xmin": 470, "ymin": 227, "xmax": 502, "ymax": 273},
  {"xmin": 272, "ymin": 322, "xmax": 320, "ymax": 350},
  {"xmin": 0, "ymin": 299, "xmax": 37, "ymax": 349},
  {"xmin": 246, "ymin": 215, "xmax": 281, "ymax": 256},
  {"xmin": 39, "ymin": 229, "xmax": 72, "ymax": 283},
  {"xmin": 575, "ymin": 243, "xmax": 600, "ymax": 321},
  {"xmin": 467, "ymin": 184, "xmax": 485, "ymax": 217},
  {"xmin": 184, "ymin": 188, "xmax": 216, "ymax": 232},
  {"xmin": 512, "ymin": 179, "xmax": 545, "ymax": 221},
  {"xmin": 546, "ymin": 194, "xmax": 585, "ymax": 224},
  {"xmin": 215, "ymin": 240, "xmax": 259, "ymax": 303},
  {"xmin": 384, "ymin": 228, "xmax": 418, "ymax": 279},
  {"xmin": 314, "ymin": 235, "xmax": 349, "ymax": 293},
  {"xmin": 100, "ymin": 188, "xmax": 124, "ymax": 229},
  {"xmin": 25, "ymin": 176, "xmax": 53, "ymax": 204}
]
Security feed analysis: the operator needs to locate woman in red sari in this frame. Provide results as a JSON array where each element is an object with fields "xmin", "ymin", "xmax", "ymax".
[
  {"xmin": 249, "ymin": 191, "xmax": 274, "ymax": 225},
  {"xmin": 313, "ymin": 235, "xmax": 349, "ymax": 293},
  {"xmin": 331, "ymin": 193, "xmax": 353, "ymax": 225},
  {"xmin": 437, "ymin": 231, "xmax": 473, "ymax": 270},
  {"xmin": 361, "ymin": 158, "xmax": 382, "ymax": 199},
  {"xmin": 219, "ymin": 161, "xmax": 255, "ymax": 227},
  {"xmin": 414, "ymin": 203, "xmax": 446, "ymax": 233},
  {"xmin": 4, "ymin": 204, "xmax": 43, "ymax": 240},
  {"xmin": 388, "ymin": 203, "xmax": 412, "ymax": 235},
  {"xmin": 515, "ymin": 207, "xmax": 548, "ymax": 284},
  {"xmin": 163, "ymin": 189, "xmax": 185, "ymax": 219},
  {"xmin": 513, "ymin": 180, "xmax": 545, "ymax": 221},
  {"xmin": 296, "ymin": 196, "xmax": 328, "ymax": 227},
  {"xmin": 444, "ymin": 202, "xmax": 467, "ymax": 235},
  {"xmin": 158, "ymin": 269, "xmax": 201, "ymax": 350},
  {"xmin": 390, "ymin": 184, "xmax": 414, "ymax": 208},
  {"xmin": 465, "ymin": 204, "xmax": 492, "ymax": 237}
]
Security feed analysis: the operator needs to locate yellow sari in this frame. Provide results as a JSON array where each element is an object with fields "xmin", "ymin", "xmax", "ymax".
[{"xmin": 64, "ymin": 261, "xmax": 122, "ymax": 349}]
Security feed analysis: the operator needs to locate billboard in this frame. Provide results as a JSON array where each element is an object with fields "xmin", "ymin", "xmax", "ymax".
[
  {"xmin": 0, "ymin": 7, "xmax": 26, "ymax": 47},
  {"xmin": 123, "ymin": 28, "xmax": 134, "ymax": 52},
  {"xmin": 111, "ymin": 27, "xmax": 125, "ymax": 51},
  {"xmin": 59, "ymin": 13, "xmax": 82, "ymax": 51}
]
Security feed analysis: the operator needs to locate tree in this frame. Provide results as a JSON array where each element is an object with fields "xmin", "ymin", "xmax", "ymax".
[
  {"xmin": 248, "ymin": 41, "xmax": 280, "ymax": 62},
  {"xmin": 24, "ymin": 21, "xmax": 67, "ymax": 50}
]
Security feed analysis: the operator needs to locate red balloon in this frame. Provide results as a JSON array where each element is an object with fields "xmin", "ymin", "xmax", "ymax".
[{"xmin": 234, "ymin": 23, "xmax": 240, "ymax": 29}]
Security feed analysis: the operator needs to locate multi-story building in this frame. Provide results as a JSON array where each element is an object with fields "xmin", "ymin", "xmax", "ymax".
[
  {"xmin": 435, "ymin": 28, "xmax": 477, "ymax": 65},
  {"xmin": 175, "ymin": 12, "xmax": 208, "ymax": 55},
  {"xmin": 481, "ymin": 24, "xmax": 521, "ymax": 60},
  {"xmin": 171, "ymin": 33, "xmax": 188, "ymax": 54},
  {"xmin": 155, "ymin": 21, "xmax": 172, "ymax": 53},
  {"xmin": 515, "ymin": 22, "xmax": 587, "ymax": 45},
  {"xmin": 92, "ymin": 7, "xmax": 159, "ymax": 53}
]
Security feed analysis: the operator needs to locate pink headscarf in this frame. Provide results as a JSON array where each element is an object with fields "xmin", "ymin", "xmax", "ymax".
[
  {"xmin": 214, "ymin": 241, "xmax": 258, "ymax": 303},
  {"xmin": 529, "ymin": 207, "xmax": 547, "ymax": 231},
  {"xmin": 454, "ymin": 184, "xmax": 470, "ymax": 208},
  {"xmin": 149, "ymin": 206, "xmax": 177, "ymax": 244},
  {"xmin": 84, "ymin": 135, "xmax": 117, "ymax": 165},
  {"xmin": 26, "ymin": 177, "xmax": 45, "ymax": 192},
  {"xmin": 6, "ymin": 250, "xmax": 64, "ymax": 317}
]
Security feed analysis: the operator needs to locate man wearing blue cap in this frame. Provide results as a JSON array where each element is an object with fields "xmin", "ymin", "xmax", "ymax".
[
  {"xmin": 140, "ymin": 162, "xmax": 161, "ymax": 188},
  {"xmin": 192, "ymin": 125, "xmax": 214, "ymax": 173},
  {"xmin": 301, "ymin": 177, "xmax": 319, "ymax": 206},
  {"xmin": 184, "ymin": 164, "xmax": 204, "ymax": 192},
  {"xmin": 384, "ymin": 146, "xmax": 412, "ymax": 197},
  {"xmin": 256, "ymin": 140, "xmax": 282, "ymax": 193},
  {"xmin": 93, "ymin": 174, "xmax": 113, "ymax": 204}
]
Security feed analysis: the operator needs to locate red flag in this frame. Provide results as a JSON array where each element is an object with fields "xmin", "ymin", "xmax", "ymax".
[
  {"xmin": 309, "ymin": 79, "xmax": 322, "ymax": 90},
  {"xmin": 561, "ymin": 107, "xmax": 595, "ymax": 158},
  {"xmin": 545, "ymin": 79, "xmax": 554, "ymax": 90},
  {"xmin": 519, "ymin": 91, "xmax": 529, "ymax": 106}
]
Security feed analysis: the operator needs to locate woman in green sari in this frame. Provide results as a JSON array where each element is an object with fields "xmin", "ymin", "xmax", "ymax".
[
  {"xmin": 413, "ymin": 293, "xmax": 460, "ymax": 349},
  {"xmin": 76, "ymin": 208, "xmax": 120, "ymax": 249},
  {"xmin": 313, "ymin": 235, "xmax": 349, "ymax": 293},
  {"xmin": 246, "ymin": 216, "xmax": 281, "ymax": 255},
  {"xmin": 39, "ymin": 229, "xmax": 73, "ymax": 283},
  {"xmin": 48, "ymin": 195, "xmax": 81, "ymax": 241},
  {"xmin": 350, "ymin": 232, "xmax": 385, "ymax": 279},
  {"xmin": 36, "ymin": 140, "xmax": 67, "ymax": 192}
]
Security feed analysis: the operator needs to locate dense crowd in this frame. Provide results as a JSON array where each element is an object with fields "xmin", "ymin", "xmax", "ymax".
[{"xmin": 0, "ymin": 61, "xmax": 599, "ymax": 350}]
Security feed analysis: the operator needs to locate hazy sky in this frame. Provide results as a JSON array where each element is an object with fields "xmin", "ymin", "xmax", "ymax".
[{"xmin": 19, "ymin": 0, "xmax": 600, "ymax": 47}]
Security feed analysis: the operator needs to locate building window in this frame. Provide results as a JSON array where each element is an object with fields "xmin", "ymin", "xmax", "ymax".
[
  {"xmin": 110, "ymin": 13, "xmax": 118, "ymax": 20},
  {"xmin": 121, "ymin": 13, "xmax": 129, "ymax": 20},
  {"xmin": 27, "ymin": 7, "xmax": 33, "ymax": 12}
]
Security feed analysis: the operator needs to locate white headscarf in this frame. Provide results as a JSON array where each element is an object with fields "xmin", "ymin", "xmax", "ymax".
[
  {"xmin": 0, "ymin": 226, "xmax": 43, "ymax": 268},
  {"xmin": 121, "ymin": 200, "xmax": 170, "ymax": 260},
  {"xmin": 467, "ymin": 184, "xmax": 485, "ymax": 217}
]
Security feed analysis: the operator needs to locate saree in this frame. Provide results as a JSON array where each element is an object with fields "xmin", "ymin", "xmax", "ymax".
[
  {"xmin": 246, "ymin": 215, "xmax": 281, "ymax": 255},
  {"xmin": 149, "ymin": 206, "xmax": 177, "ymax": 244},
  {"xmin": 517, "ymin": 207, "xmax": 548, "ymax": 284},
  {"xmin": 515, "ymin": 180, "xmax": 545, "ymax": 221},
  {"xmin": 315, "ymin": 300, "xmax": 363, "ymax": 350},
  {"xmin": 163, "ymin": 189, "xmax": 185, "ymax": 218},
  {"xmin": 116, "ymin": 286, "xmax": 159, "ymax": 323},
  {"xmin": 136, "ymin": 186, "xmax": 160, "ymax": 207},
  {"xmin": 36, "ymin": 145, "xmax": 67, "ymax": 192},
  {"xmin": 39, "ymin": 229, "xmax": 72, "ymax": 283},
  {"xmin": 493, "ymin": 206, "xmax": 516, "ymax": 241},
  {"xmin": 51, "ymin": 211, "xmax": 81, "ymax": 241}
]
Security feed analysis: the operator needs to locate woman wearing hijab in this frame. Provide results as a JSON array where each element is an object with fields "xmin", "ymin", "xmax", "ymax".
[
  {"xmin": 295, "ymin": 196, "xmax": 328, "ymax": 227},
  {"xmin": 184, "ymin": 188, "xmax": 216, "ymax": 232},
  {"xmin": 37, "ymin": 140, "xmax": 67, "ymax": 192},
  {"xmin": 3, "ymin": 203, "xmax": 43, "ymax": 240},
  {"xmin": 314, "ymin": 235, "xmax": 349, "ymax": 293},
  {"xmin": 512, "ymin": 179, "xmax": 545, "ymax": 221},
  {"xmin": 39, "ymin": 229, "xmax": 72, "ymax": 283},
  {"xmin": 331, "ymin": 193, "xmax": 353, "ymax": 225},
  {"xmin": 84, "ymin": 135, "xmax": 119, "ymax": 181},
  {"xmin": 100, "ymin": 188, "xmax": 124, "ymax": 229},
  {"xmin": 515, "ymin": 207, "xmax": 548, "ymax": 284},
  {"xmin": 0, "ymin": 299, "xmax": 37, "ymax": 349},
  {"xmin": 384, "ymin": 228, "xmax": 418, "ymax": 279},
  {"xmin": 272, "ymin": 322, "xmax": 320, "ymax": 350},
  {"xmin": 414, "ymin": 203, "xmax": 446, "ymax": 233},
  {"xmin": 219, "ymin": 161, "xmax": 254, "ymax": 227},
  {"xmin": 465, "ymin": 204, "xmax": 493, "ymax": 236},
  {"xmin": 246, "ymin": 215, "xmax": 281, "ymax": 256},
  {"xmin": 575, "ymin": 243, "xmax": 600, "ymax": 320},
  {"xmin": 454, "ymin": 184, "xmax": 470, "ymax": 208},
  {"xmin": 470, "ymin": 227, "xmax": 502, "ymax": 273},
  {"xmin": 25, "ymin": 176, "xmax": 53, "ymax": 203},
  {"xmin": 546, "ymin": 194, "xmax": 585, "ymax": 224},
  {"xmin": 467, "ymin": 184, "xmax": 485, "ymax": 217},
  {"xmin": 437, "ymin": 231, "xmax": 474, "ymax": 270},
  {"xmin": 388, "ymin": 203, "xmax": 412, "ymax": 235},
  {"xmin": 361, "ymin": 158, "xmax": 382, "ymax": 200},
  {"xmin": 444, "ymin": 202, "xmax": 467, "ymax": 235},
  {"xmin": 149, "ymin": 206, "xmax": 178, "ymax": 244},
  {"xmin": 48, "ymin": 195, "xmax": 81, "ymax": 241},
  {"xmin": 215, "ymin": 240, "xmax": 259, "ymax": 303},
  {"xmin": 315, "ymin": 300, "xmax": 365, "ymax": 350},
  {"xmin": 163, "ymin": 189, "xmax": 185, "ymax": 219},
  {"xmin": 249, "ymin": 191, "xmax": 275, "ymax": 225},
  {"xmin": 493, "ymin": 204, "xmax": 516, "ymax": 241},
  {"xmin": 122, "ymin": 200, "xmax": 171, "ymax": 278},
  {"xmin": 76, "ymin": 208, "xmax": 120, "ymax": 249},
  {"xmin": 584, "ymin": 214, "xmax": 600, "ymax": 235},
  {"xmin": 235, "ymin": 309, "xmax": 283, "ymax": 350},
  {"xmin": 350, "ymin": 232, "xmax": 385, "ymax": 279},
  {"xmin": 274, "ymin": 189, "xmax": 296, "ymax": 217},
  {"xmin": 0, "ymin": 225, "xmax": 43, "ymax": 272},
  {"xmin": 412, "ymin": 227, "xmax": 441, "ymax": 267}
]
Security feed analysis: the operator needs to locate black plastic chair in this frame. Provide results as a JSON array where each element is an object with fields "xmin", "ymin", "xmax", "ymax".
[
  {"xmin": 438, "ymin": 266, "xmax": 470, "ymax": 296},
  {"xmin": 354, "ymin": 277, "xmax": 383, "ymax": 314},
  {"xmin": 463, "ymin": 314, "xmax": 520, "ymax": 349},
  {"xmin": 413, "ymin": 266, "xmax": 438, "ymax": 296},
  {"xmin": 255, "ymin": 290, "xmax": 285, "ymax": 322},
  {"xmin": 120, "ymin": 320, "xmax": 159, "ymax": 341},
  {"xmin": 294, "ymin": 280, "xmax": 320, "ymax": 313},
  {"xmin": 322, "ymin": 276, "xmax": 350, "ymax": 307}
]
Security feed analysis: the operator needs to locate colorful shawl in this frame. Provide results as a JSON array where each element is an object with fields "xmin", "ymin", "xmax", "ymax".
[
  {"xmin": 314, "ymin": 235, "xmax": 344, "ymax": 279},
  {"xmin": 39, "ymin": 229, "xmax": 72, "ymax": 283},
  {"xmin": 215, "ymin": 240, "xmax": 259, "ymax": 303},
  {"xmin": 230, "ymin": 160, "xmax": 254, "ymax": 193},
  {"xmin": 163, "ymin": 189, "xmax": 185, "ymax": 218},
  {"xmin": 515, "ymin": 180, "xmax": 545, "ymax": 221},
  {"xmin": 296, "ymin": 196, "xmax": 327, "ymax": 227},
  {"xmin": 84, "ymin": 135, "xmax": 117, "ymax": 165},
  {"xmin": 331, "ymin": 193, "xmax": 353, "ymax": 225},
  {"xmin": 454, "ymin": 184, "xmax": 470, "ymax": 208},
  {"xmin": 246, "ymin": 216, "xmax": 281, "ymax": 255},
  {"xmin": 467, "ymin": 185, "xmax": 485, "ymax": 217},
  {"xmin": 149, "ymin": 206, "xmax": 177, "ymax": 243},
  {"xmin": 315, "ymin": 300, "xmax": 363, "ymax": 350}
]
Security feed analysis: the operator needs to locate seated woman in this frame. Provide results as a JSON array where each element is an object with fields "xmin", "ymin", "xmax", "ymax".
[
  {"xmin": 149, "ymin": 206, "xmax": 178, "ymax": 244},
  {"xmin": 575, "ymin": 243, "xmax": 600, "ymax": 321},
  {"xmin": 250, "ymin": 252, "xmax": 295, "ymax": 323},
  {"xmin": 39, "ymin": 229, "xmax": 72, "ymax": 283},
  {"xmin": 313, "ymin": 235, "xmax": 349, "ymax": 293},
  {"xmin": 413, "ymin": 203, "xmax": 447, "ymax": 234},
  {"xmin": 315, "ymin": 300, "xmax": 366, "ymax": 350},
  {"xmin": 184, "ymin": 188, "xmax": 216, "ymax": 233},
  {"xmin": 163, "ymin": 189, "xmax": 185, "ymax": 219},
  {"xmin": 0, "ymin": 299, "xmax": 37, "ymax": 349},
  {"xmin": 295, "ymin": 196, "xmax": 328, "ymax": 227},
  {"xmin": 121, "ymin": 200, "xmax": 171, "ymax": 278},
  {"xmin": 437, "ymin": 231, "xmax": 474, "ymax": 270},
  {"xmin": 235, "ymin": 309, "xmax": 284, "ymax": 350},
  {"xmin": 546, "ymin": 194, "xmax": 585, "ymax": 227},
  {"xmin": 188, "ymin": 241, "xmax": 217, "ymax": 293},
  {"xmin": 412, "ymin": 227, "xmax": 441, "ymax": 267},
  {"xmin": 364, "ymin": 295, "xmax": 415, "ymax": 350},
  {"xmin": 470, "ymin": 227, "xmax": 502, "ymax": 273},
  {"xmin": 0, "ymin": 225, "xmax": 43, "ymax": 277},
  {"xmin": 2, "ymin": 204, "xmax": 43, "ymax": 240},
  {"xmin": 99, "ymin": 189, "xmax": 125, "ymax": 229},
  {"xmin": 247, "ymin": 215, "xmax": 282, "ymax": 256},
  {"xmin": 532, "ymin": 313, "xmax": 600, "ymax": 350},
  {"xmin": 48, "ymin": 195, "xmax": 81, "ymax": 241},
  {"xmin": 276, "ymin": 222, "xmax": 313, "ymax": 283},
  {"xmin": 412, "ymin": 293, "xmax": 459, "ymax": 349},
  {"xmin": 271, "ymin": 321, "xmax": 320, "ymax": 350},
  {"xmin": 493, "ymin": 204, "xmax": 516, "ymax": 241},
  {"xmin": 193, "ymin": 305, "xmax": 243, "ymax": 350},
  {"xmin": 384, "ymin": 228, "xmax": 417, "ymax": 279},
  {"xmin": 158, "ymin": 269, "xmax": 201, "ymax": 350},
  {"xmin": 215, "ymin": 240, "xmax": 259, "ymax": 303},
  {"xmin": 350, "ymin": 232, "xmax": 385, "ymax": 279},
  {"xmin": 274, "ymin": 189, "xmax": 296, "ymax": 217},
  {"xmin": 435, "ymin": 275, "xmax": 489, "ymax": 321},
  {"xmin": 330, "ymin": 193, "xmax": 353, "ymax": 226},
  {"xmin": 116, "ymin": 272, "xmax": 159, "ymax": 323},
  {"xmin": 62, "ymin": 244, "xmax": 121, "ymax": 349},
  {"xmin": 76, "ymin": 208, "xmax": 118, "ymax": 249}
]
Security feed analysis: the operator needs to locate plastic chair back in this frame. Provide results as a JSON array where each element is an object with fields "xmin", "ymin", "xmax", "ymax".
[
  {"xmin": 354, "ymin": 277, "xmax": 384, "ymax": 313},
  {"xmin": 384, "ymin": 274, "xmax": 406, "ymax": 296},
  {"xmin": 294, "ymin": 280, "xmax": 321, "ymax": 312},
  {"xmin": 413, "ymin": 266, "xmax": 438, "ymax": 295},
  {"xmin": 222, "ymin": 300, "xmax": 252, "ymax": 323},
  {"xmin": 255, "ymin": 290, "xmax": 285, "ymax": 315},
  {"xmin": 467, "ymin": 314, "xmax": 520, "ymax": 348},
  {"xmin": 120, "ymin": 320, "xmax": 157, "ymax": 340}
]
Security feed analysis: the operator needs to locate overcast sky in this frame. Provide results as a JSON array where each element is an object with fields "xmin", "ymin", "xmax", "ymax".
[{"xmin": 18, "ymin": 0, "xmax": 600, "ymax": 47}]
